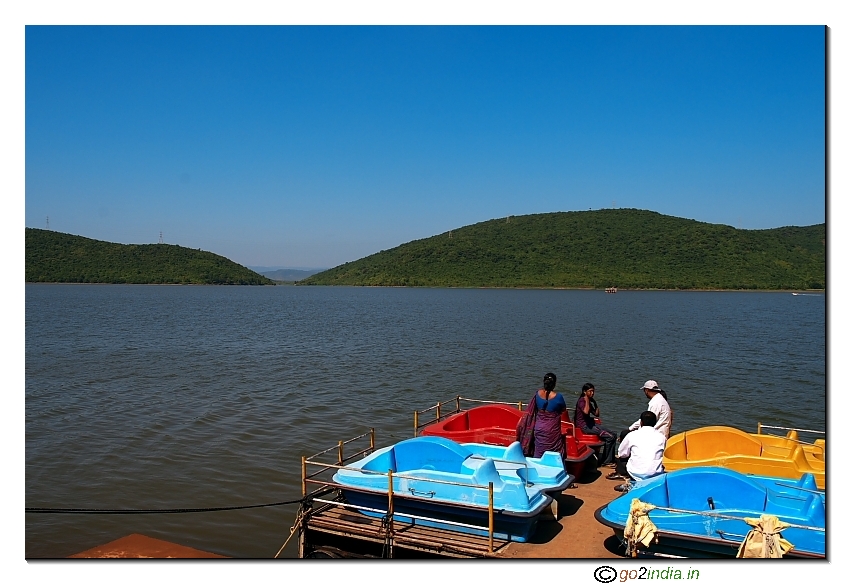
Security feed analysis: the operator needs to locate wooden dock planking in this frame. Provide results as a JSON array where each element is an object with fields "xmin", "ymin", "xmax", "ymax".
[
  {"xmin": 300, "ymin": 465, "xmax": 627, "ymax": 559},
  {"xmin": 306, "ymin": 504, "xmax": 510, "ymax": 557}
]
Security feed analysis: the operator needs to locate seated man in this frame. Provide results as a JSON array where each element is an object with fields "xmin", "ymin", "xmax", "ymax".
[{"xmin": 610, "ymin": 410, "xmax": 666, "ymax": 491}]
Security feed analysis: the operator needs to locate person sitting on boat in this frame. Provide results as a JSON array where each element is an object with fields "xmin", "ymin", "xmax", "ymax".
[
  {"xmin": 610, "ymin": 410, "xmax": 666, "ymax": 489},
  {"xmin": 624, "ymin": 380, "xmax": 673, "ymax": 439},
  {"xmin": 574, "ymin": 382, "xmax": 617, "ymax": 467},
  {"xmin": 522, "ymin": 372, "xmax": 567, "ymax": 460}
]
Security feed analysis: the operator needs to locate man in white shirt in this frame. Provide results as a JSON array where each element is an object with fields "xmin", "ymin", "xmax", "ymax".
[
  {"xmin": 627, "ymin": 380, "xmax": 673, "ymax": 438},
  {"xmin": 613, "ymin": 411, "xmax": 667, "ymax": 490}
]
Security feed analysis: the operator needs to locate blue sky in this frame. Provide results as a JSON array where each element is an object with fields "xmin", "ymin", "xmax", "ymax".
[{"xmin": 25, "ymin": 25, "xmax": 825, "ymax": 269}]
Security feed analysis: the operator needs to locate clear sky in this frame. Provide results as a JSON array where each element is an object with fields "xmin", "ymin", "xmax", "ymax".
[{"xmin": 24, "ymin": 24, "xmax": 825, "ymax": 269}]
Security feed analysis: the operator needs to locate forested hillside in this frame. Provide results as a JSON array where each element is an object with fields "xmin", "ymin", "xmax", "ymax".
[
  {"xmin": 302, "ymin": 209, "xmax": 825, "ymax": 290},
  {"xmin": 26, "ymin": 229, "xmax": 274, "ymax": 285}
]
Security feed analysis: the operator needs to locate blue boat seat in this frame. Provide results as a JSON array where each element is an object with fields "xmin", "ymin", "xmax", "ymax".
[
  {"xmin": 637, "ymin": 477, "xmax": 670, "ymax": 507},
  {"xmin": 361, "ymin": 448, "xmax": 397, "ymax": 473},
  {"xmin": 472, "ymin": 458, "xmax": 504, "ymax": 488},
  {"xmin": 764, "ymin": 490, "xmax": 825, "ymax": 526},
  {"xmin": 796, "ymin": 473, "xmax": 818, "ymax": 491},
  {"xmin": 666, "ymin": 467, "xmax": 766, "ymax": 511},
  {"xmin": 806, "ymin": 494, "xmax": 826, "ymax": 525},
  {"xmin": 392, "ymin": 437, "xmax": 471, "ymax": 474},
  {"xmin": 503, "ymin": 441, "xmax": 527, "ymax": 463}
]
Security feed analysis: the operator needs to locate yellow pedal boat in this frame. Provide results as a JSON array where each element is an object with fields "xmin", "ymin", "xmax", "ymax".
[{"xmin": 663, "ymin": 425, "xmax": 825, "ymax": 489}]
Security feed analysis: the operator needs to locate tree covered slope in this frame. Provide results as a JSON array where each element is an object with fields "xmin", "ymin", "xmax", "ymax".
[
  {"xmin": 26, "ymin": 228, "xmax": 274, "ymax": 285},
  {"xmin": 301, "ymin": 209, "xmax": 825, "ymax": 290}
]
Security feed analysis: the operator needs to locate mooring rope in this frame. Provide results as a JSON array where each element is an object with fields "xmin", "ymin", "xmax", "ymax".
[
  {"xmin": 26, "ymin": 497, "xmax": 309, "ymax": 514},
  {"xmin": 273, "ymin": 507, "xmax": 305, "ymax": 558},
  {"xmin": 379, "ymin": 514, "xmax": 393, "ymax": 558},
  {"xmin": 646, "ymin": 505, "xmax": 825, "ymax": 532}
]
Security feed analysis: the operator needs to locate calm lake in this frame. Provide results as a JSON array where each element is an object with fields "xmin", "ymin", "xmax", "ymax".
[{"xmin": 25, "ymin": 284, "xmax": 826, "ymax": 558}]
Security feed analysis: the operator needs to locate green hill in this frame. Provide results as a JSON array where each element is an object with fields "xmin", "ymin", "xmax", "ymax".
[
  {"xmin": 26, "ymin": 229, "xmax": 274, "ymax": 285},
  {"xmin": 301, "ymin": 209, "xmax": 825, "ymax": 290}
]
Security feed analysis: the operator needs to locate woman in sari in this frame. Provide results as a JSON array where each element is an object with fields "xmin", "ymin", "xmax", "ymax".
[
  {"xmin": 530, "ymin": 372, "xmax": 567, "ymax": 459},
  {"xmin": 575, "ymin": 382, "xmax": 618, "ymax": 467}
]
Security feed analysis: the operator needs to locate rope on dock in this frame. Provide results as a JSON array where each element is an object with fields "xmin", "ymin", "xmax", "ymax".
[
  {"xmin": 26, "ymin": 496, "xmax": 309, "ymax": 514},
  {"xmin": 273, "ymin": 507, "xmax": 305, "ymax": 558}
]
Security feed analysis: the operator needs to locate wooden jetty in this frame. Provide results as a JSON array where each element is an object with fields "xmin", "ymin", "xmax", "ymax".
[
  {"xmin": 298, "ymin": 471, "xmax": 624, "ymax": 558},
  {"xmin": 296, "ymin": 425, "xmax": 625, "ymax": 559}
]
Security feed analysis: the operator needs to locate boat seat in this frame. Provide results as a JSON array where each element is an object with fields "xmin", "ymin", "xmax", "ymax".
[
  {"xmin": 806, "ymin": 494, "xmax": 826, "ymax": 525},
  {"xmin": 796, "ymin": 473, "xmax": 819, "ymax": 492},
  {"xmin": 764, "ymin": 491, "xmax": 825, "ymax": 526},
  {"xmin": 503, "ymin": 441, "xmax": 527, "ymax": 463},
  {"xmin": 667, "ymin": 467, "xmax": 766, "ymax": 511},
  {"xmin": 663, "ymin": 436, "xmax": 687, "ymax": 461},
  {"xmin": 762, "ymin": 445, "xmax": 791, "ymax": 458},
  {"xmin": 639, "ymin": 477, "xmax": 670, "ymax": 507},
  {"xmin": 393, "ymin": 437, "xmax": 470, "ymax": 474},
  {"xmin": 361, "ymin": 448, "xmax": 397, "ymax": 473},
  {"xmin": 471, "ymin": 458, "xmax": 504, "ymax": 488},
  {"xmin": 788, "ymin": 445, "xmax": 815, "ymax": 473},
  {"xmin": 467, "ymin": 405, "xmax": 521, "ymax": 429},
  {"xmin": 442, "ymin": 412, "xmax": 470, "ymax": 431},
  {"xmin": 684, "ymin": 427, "xmax": 763, "ymax": 461}
]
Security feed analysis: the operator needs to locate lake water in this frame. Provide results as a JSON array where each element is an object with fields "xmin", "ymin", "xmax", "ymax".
[{"xmin": 25, "ymin": 285, "xmax": 826, "ymax": 558}]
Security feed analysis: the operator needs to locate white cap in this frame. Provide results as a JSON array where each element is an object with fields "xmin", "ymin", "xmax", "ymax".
[{"xmin": 641, "ymin": 380, "xmax": 659, "ymax": 391}]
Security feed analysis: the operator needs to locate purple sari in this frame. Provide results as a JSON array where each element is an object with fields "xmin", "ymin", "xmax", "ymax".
[
  {"xmin": 533, "ymin": 408, "xmax": 565, "ymax": 459},
  {"xmin": 517, "ymin": 393, "xmax": 567, "ymax": 459}
]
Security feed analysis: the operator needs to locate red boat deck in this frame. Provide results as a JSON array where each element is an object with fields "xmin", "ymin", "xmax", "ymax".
[
  {"xmin": 418, "ymin": 402, "xmax": 602, "ymax": 477},
  {"xmin": 68, "ymin": 533, "xmax": 226, "ymax": 558}
]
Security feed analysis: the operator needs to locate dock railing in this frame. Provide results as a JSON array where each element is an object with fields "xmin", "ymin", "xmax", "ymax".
[
  {"xmin": 300, "ymin": 428, "xmax": 501, "ymax": 556},
  {"xmin": 413, "ymin": 395, "xmax": 524, "ymax": 437}
]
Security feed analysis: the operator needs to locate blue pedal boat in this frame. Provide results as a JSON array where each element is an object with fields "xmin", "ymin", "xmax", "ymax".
[
  {"xmin": 332, "ymin": 436, "xmax": 574, "ymax": 542},
  {"xmin": 594, "ymin": 467, "xmax": 825, "ymax": 558}
]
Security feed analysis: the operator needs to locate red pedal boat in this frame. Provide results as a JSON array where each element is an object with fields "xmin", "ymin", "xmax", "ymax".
[{"xmin": 419, "ymin": 403, "xmax": 600, "ymax": 477}]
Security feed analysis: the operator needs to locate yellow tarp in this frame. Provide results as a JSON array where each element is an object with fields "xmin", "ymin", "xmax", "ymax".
[
  {"xmin": 624, "ymin": 499, "xmax": 658, "ymax": 557},
  {"xmin": 736, "ymin": 515, "xmax": 795, "ymax": 558}
]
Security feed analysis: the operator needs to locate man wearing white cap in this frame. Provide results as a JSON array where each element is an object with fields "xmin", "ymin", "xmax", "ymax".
[{"xmin": 627, "ymin": 380, "xmax": 673, "ymax": 438}]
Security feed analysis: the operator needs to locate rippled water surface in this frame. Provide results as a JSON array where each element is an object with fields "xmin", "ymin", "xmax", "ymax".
[{"xmin": 25, "ymin": 285, "xmax": 825, "ymax": 558}]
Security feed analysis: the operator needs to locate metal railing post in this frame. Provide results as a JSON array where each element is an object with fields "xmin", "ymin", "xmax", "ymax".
[
  {"xmin": 414, "ymin": 410, "xmax": 419, "ymax": 437},
  {"xmin": 488, "ymin": 481, "xmax": 494, "ymax": 553},
  {"xmin": 436, "ymin": 402, "xmax": 441, "ymax": 421},
  {"xmin": 370, "ymin": 428, "xmax": 375, "ymax": 451},
  {"xmin": 338, "ymin": 440, "xmax": 344, "ymax": 465},
  {"xmin": 301, "ymin": 456, "xmax": 307, "ymax": 497},
  {"xmin": 387, "ymin": 469, "xmax": 395, "ymax": 558}
]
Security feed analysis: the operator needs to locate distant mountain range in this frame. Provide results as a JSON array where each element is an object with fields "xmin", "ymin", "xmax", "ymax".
[
  {"xmin": 26, "ymin": 208, "xmax": 826, "ymax": 290},
  {"xmin": 301, "ymin": 209, "xmax": 825, "ymax": 290}
]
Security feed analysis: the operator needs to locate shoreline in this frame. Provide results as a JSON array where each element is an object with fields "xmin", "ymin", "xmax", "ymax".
[{"xmin": 25, "ymin": 281, "xmax": 825, "ymax": 293}]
